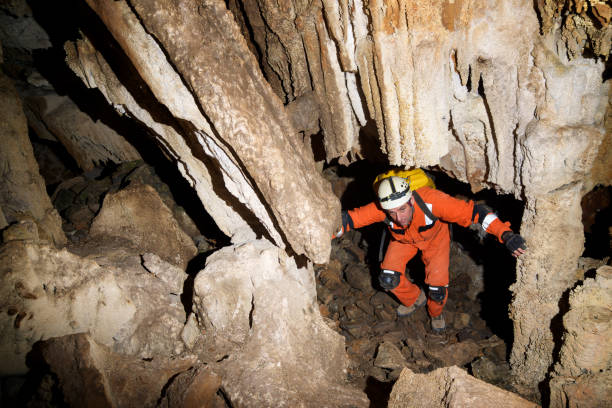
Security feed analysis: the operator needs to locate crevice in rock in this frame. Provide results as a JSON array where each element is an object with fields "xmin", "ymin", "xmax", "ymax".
[
  {"xmin": 477, "ymin": 74, "xmax": 497, "ymax": 182},
  {"xmin": 581, "ymin": 184, "xmax": 612, "ymax": 259}
]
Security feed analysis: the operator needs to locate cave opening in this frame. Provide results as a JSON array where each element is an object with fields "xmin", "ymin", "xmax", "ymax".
[{"xmin": 319, "ymin": 161, "xmax": 525, "ymax": 403}]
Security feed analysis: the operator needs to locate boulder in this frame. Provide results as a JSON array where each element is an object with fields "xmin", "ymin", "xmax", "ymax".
[
  {"xmin": 193, "ymin": 239, "xmax": 368, "ymax": 407},
  {"xmin": 389, "ymin": 366, "xmax": 539, "ymax": 408},
  {"xmin": 89, "ymin": 183, "xmax": 197, "ymax": 269},
  {"xmin": 0, "ymin": 239, "xmax": 186, "ymax": 375},
  {"xmin": 374, "ymin": 341, "xmax": 407, "ymax": 371},
  {"xmin": 41, "ymin": 333, "xmax": 195, "ymax": 408},
  {"xmin": 344, "ymin": 263, "xmax": 375, "ymax": 293}
]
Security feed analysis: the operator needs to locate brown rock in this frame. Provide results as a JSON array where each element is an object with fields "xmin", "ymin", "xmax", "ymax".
[
  {"xmin": 424, "ymin": 339, "xmax": 482, "ymax": 368},
  {"xmin": 0, "ymin": 71, "xmax": 65, "ymax": 247},
  {"xmin": 89, "ymin": 183, "xmax": 196, "ymax": 269},
  {"xmin": 160, "ymin": 366, "xmax": 224, "ymax": 408},
  {"xmin": 344, "ymin": 264, "xmax": 374, "ymax": 293},
  {"xmin": 41, "ymin": 333, "xmax": 195, "ymax": 408},
  {"xmin": 454, "ymin": 312, "xmax": 471, "ymax": 330},
  {"xmin": 374, "ymin": 341, "xmax": 407, "ymax": 371}
]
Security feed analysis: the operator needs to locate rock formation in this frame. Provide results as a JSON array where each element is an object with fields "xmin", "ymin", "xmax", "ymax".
[
  {"xmin": 192, "ymin": 239, "xmax": 369, "ymax": 406},
  {"xmin": 548, "ymin": 265, "xmax": 612, "ymax": 407},
  {"xmin": 0, "ymin": 221, "xmax": 187, "ymax": 376},
  {"xmin": 0, "ymin": 70, "xmax": 66, "ymax": 247},
  {"xmin": 388, "ymin": 366, "xmax": 539, "ymax": 408}
]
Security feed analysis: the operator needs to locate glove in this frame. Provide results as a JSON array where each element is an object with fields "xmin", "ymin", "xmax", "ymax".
[
  {"xmin": 332, "ymin": 211, "xmax": 353, "ymax": 239},
  {"xmin": 378, "ymin": 270, "xmax": 401, "ymax": 290},
  {"xmin": 502, "ymin": 231, "xmax": 526, "ymax": 253}
]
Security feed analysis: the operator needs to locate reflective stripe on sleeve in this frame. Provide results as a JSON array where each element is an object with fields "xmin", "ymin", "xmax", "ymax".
[{"xmin": 482, "ymin": 213, "xmax": 498, "ymax": 231}]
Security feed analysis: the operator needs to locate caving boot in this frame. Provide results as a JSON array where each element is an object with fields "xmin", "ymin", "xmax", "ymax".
[
  {"xmin": 397, "ymin": 289, "xmax": 426, "ymax": 317},
  {"xmin": 431, "ymin": 314, "xmax": 446, "ymax": 334}
]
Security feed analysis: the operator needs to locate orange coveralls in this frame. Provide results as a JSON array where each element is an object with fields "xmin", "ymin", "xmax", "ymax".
[{"xmin": 347, "ymin": 186, "xmax": 511, "ymax": 317}]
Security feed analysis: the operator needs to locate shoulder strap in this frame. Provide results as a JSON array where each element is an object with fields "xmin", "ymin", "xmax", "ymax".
[
  {"xmin": 412, "ymin": 191, "xmax": 437, "ymax": 221},
  {"xmin": 413, "ymin": 191, "xmax": 438, "ymax": 232}
]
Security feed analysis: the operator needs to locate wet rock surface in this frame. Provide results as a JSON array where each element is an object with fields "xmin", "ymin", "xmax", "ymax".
[{"xmin": 318, "ymin": 229, "xmax": 518, "ymax": 403}]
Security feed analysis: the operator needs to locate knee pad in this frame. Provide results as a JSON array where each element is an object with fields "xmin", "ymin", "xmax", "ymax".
[
  {"xmin": 379, "ymin": 269, "xmax": 401, "ymax": 290},
  {"xmin": 428, "ymin": 285, "xmax": 447, "ymax": 304}
]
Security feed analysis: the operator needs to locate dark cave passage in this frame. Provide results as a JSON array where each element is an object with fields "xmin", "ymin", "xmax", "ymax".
[{"xmin": 581, "ymin": 184, "xmax": 612, "ymax": 260}]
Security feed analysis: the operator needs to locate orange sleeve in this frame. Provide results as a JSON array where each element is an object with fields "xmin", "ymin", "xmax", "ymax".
[
  {"xmin": 484, "ymin": 218, "xmax": 512, "ymax": 243},
  {"xmin": 418, "ymin": 187, "xmax": 474, "ymax": 227},
  {"xmin": 418, "ymin": 187, "xmax": 512, "ymax": 242},
  {"xmin": 347, "ymin": 202, "xmax": 387, "ymax": 229}
]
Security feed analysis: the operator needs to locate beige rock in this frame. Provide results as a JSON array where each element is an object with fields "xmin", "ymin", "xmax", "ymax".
[
  {"xmin": 141, "ymin": 252, "xmax": 188, "ymax": 295},
  {"xmin": 0, "ymin": 71, "xmax": 65, "ymax": 247},
  {"xmin": 549, "ymin": 265, "xmax": 612, "ymax": 408},
  {"xmin": 193, "ymin": 239, "xmax": 369, "ymax": 407},
  {"xmin": 89, "ymin": 183, "xmax": 197, "ymax": 269},
  {"xmin": 0, "ymin": 239, "xmax": 186, "ymax": 375},
  {"xmin": 23, "ymin": 93, "xmax": 141, "ymax": 171},
  {"xmin": 389, "ymin": 366, "xmax": 539, "ymax": 408},
  {"xmin": 41, "ymin": 333, "xmax": 195, "ymax": 408}
]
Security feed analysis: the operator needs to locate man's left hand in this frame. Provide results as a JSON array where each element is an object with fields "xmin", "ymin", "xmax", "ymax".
[{"xmin": 502, "ymin": 231, "xmax": 526, "ymax": 258}]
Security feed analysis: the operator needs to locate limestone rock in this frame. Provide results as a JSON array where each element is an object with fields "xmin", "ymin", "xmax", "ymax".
[
  {"xmin": 41, "ymin": 333, "xmax": 195, "ymax": 408},
  {"xmin": 374, "ymin": 341, "xmax": 407, "ymax": 371},
  {"xmin": 389, "ymin": 366, "xmax": 539, "ymax": 408},
  {"xmin": 0, "ymin": 71, "xmax": 65, "ymax": 247},
  {"xmin": 142, "ymin": 252, "xmax": 187, "ymax": 295},
  {"xmin": 549, "ymin": 265, "xmax": 612, "ymax": 408},
  {"xmin": 193, "ymin": 239, "xmax": 368, "ymax": 407},
  {"xmin": 2, "ymin": 219, "xmax": 39, "ymax": 242},
  {"xmin": 75, "ymin": 0, "xmax": 340, "ymax": 264},
  {"xmin": 89, "ymin": 183, "xmax": 197, "ymax": 269},
  {"xmin": 0, "ymin": 239, "xmax": 186, "ymax": 375},
  {"xmin": 159, "ymin": 366, "xmax": 224, "ymax": 408},
  {"xmin": 23, "ymin": 92, "xmax": 141, "ymax": 171}
]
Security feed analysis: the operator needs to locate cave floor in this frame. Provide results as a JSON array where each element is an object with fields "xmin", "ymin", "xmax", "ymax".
[{"xmin": 317, "ymin": 229, "xmax": 517, "ymax": 406}]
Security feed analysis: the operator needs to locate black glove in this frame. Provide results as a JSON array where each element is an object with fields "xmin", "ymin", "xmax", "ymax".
[
  {"xmin": 378, "ymin": 270, "xmax": 401, "ymax": 290},
  {"xmin": 502, "ymin": 231, "xmax": 526, "ymax": 253}
]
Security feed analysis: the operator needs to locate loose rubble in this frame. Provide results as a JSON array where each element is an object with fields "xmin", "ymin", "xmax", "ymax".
[{"xmin": 317, "ymin": 228, "xmax": 518, "ymax": 400}]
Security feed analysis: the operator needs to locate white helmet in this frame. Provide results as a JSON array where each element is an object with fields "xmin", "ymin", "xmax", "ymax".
[{"xmin": 377, "ymin": 176, "xmax": 412, "ymax": 210}]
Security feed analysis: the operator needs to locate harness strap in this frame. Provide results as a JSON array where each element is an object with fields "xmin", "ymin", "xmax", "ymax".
[{"xmin": 413, "ymin": 191, "xmax": 438, "ymax": 232}]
